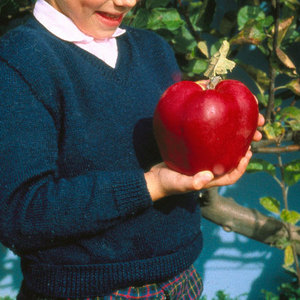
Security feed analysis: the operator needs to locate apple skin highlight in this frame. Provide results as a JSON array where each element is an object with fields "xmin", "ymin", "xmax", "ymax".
[{"xmin": 153, "ymin": 79, "xmax": 259, "ymax": 176}]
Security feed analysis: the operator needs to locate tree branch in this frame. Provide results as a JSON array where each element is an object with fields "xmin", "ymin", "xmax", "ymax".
[
  {"xmin": 251, "ymin": 132, "xmax": 300, "ymax": 153},
  {"xmin": 265, "ymin": 0, "xmax": 280, "ymax": 122},
  {"xmin": 177, "ymin": 6, "xmax": 202, "ymax": 43},
  {"xmin": 253, "ymin": 144, "xmax": 300, "ymax": 153},
  {"xmin": 200, "ymin": 188, "xmax": 300, "ymax": 255}
]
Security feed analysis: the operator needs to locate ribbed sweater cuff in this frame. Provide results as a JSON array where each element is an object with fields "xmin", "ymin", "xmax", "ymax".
[{"xmin": 112, "ymin": 170, "xmax": 152, "ymax": 217}]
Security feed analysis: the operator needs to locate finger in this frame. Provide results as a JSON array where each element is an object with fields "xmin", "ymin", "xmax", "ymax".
[
  {"xmin": 158, "ymin": 166, "xmax": 208, "ymax": 194},
  {"xmin": 228, "ymin": 150, "xmax": 252, "ymax": 179},
  {"xmin": 253, "ymin": 130, "xmax": 262, "ymax": 141},
  {"xmin": 164, "ymin": 170, "xmax": 212, "ymax": 194},
  {"xmin": 252, "ymin": 114, "xmax": 264, "ymax": 142},
  {"xmin": 258, "ymin": 113, "xmax": 265, "ymax": 127},
  {"xmin": 238, "ymin": 150, "xmax": 252, "ymax": 170},
  {"xmin": 193, "ymin": 171, "xmax": 214, "ymax": 190}
]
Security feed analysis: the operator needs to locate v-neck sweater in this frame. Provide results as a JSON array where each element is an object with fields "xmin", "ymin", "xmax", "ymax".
[{"xmin": 0, "ymin": 17, "xmax": 203, "ymax": 298}]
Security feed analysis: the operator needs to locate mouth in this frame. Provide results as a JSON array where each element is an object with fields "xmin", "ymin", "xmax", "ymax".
[{"xmin": 96, "ymin": 11, "xmax": 124, "ymax": 25}]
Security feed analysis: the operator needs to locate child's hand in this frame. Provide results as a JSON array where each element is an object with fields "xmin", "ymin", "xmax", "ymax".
[
  {"xmin": 144, "ymin": 162, "xmax": 214, "ymax": 201},
  {"xmin": 145, "ymin": 149, "xmax": 251, "ymax": 202}
]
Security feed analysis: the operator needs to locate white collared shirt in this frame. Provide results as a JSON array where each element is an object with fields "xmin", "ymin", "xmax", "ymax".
[{"xmin": 33, "ymin": 0, "xmax": 126, "ymax": 68}]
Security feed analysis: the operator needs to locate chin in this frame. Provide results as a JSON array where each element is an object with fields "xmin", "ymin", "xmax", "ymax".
[
  {"xmin": 90, "ymin": 30, "xmax": 116, "ymax": 39},
  {"xmin": 76, "ymin": 24, "xmax": 115, "ymax": 40}
]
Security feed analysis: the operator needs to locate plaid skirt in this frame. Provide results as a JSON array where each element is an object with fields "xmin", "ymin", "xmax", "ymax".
[{"xmin": 18, "ymin": 265, "xmax": 203, "ymax": 300}]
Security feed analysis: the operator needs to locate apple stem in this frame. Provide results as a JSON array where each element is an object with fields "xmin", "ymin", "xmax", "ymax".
[{"xmin": 207, "ymin": 76, "xmax": 222, "ymax": 89}]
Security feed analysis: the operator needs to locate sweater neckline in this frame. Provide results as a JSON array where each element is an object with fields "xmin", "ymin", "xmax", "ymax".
[
  {"xmin": 65, "ymin": 33, "xmax": 133, "ymax": 83},
  {"xmin": 27, "ymin": 17, "xmax": 134, "ymax": 84}
]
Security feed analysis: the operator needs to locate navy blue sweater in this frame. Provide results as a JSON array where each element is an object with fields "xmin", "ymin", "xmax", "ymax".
[{"xmin": 0, "ymin": 18, "xmax": 203, "ymax": 298}]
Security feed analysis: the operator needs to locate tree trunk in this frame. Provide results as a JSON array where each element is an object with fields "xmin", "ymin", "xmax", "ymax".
[{"xmin": 200, "ymin": 187, "xmax": 300, "ymax": 255}]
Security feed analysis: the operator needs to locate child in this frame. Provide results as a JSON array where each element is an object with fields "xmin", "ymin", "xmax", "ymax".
[{"xmin": 0, "ymin": 0, "xmax": 264, "ymax": 299}]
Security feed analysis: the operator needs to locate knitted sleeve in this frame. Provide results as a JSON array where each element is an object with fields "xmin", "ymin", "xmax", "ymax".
[{"xmin": 0, "ymin": 61, "xmax": 153, "ymax": 253}]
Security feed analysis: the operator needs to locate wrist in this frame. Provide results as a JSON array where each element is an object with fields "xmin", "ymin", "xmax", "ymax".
[{"xmin": 144, "ymin": 170, "xmax": 164, "ymax": 202}]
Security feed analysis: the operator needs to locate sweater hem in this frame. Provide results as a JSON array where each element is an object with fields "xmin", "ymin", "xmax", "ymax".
[{"xmin": 21, "ymin": 232, "xmax": 203, "ymax": 298}]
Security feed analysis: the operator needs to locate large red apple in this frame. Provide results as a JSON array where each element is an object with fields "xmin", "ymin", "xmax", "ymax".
[{"xmin": 153, "ymin": 79, "xmax": 259, "ymax": 176}]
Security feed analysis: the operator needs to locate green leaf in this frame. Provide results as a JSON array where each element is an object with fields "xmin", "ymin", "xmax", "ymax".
[
  {"xmin": 280, "ymin": 106, "xmax": 300, "ymax": 124},
  {"xmin": 287, "ymin": 26, "xmax": 300, "ymax": 42},
  {"xmin": 256, "ymin": 94, "xmax": 268, "ymax": 107},
  {"xmin": 284, "ymin": 245, "xmax": 294, "ymax": 267},
  {"xmin": 147, "ymin": 8, "xmax": 184, "ymax": 31},
  {"xmin": 275, "ymin": 237, "xmax": 290, "ymax": 249},
  {"xmin": 273, "ymin": 16, "xmax": 294, "ymax": 47},
  {"xmin": 280, "ymin": 282, "xmax": 300, "ymax": 297},
  {"xmin": 183, "ymin": 59, "xmax": 208, "ymax": 76},
  {"xmin": 237, "ymin": 6, "xmax": 265, "ymax": 30},
  {"xmin": 263, "ymin": 122, "xmax": 285, "ymax": 140},
  {"xmin": 280, "ymin": 209, "xmax": 300, "ymax": 225},
  {"xmin": 262, "ymin": 16, "xmax": 274, "ymax": 28},
  {"xmin": 259, "ymin": 196, "xmax": 280, "ymax": 214},
  {"xmin": 130, "ymin": 8, "xmax": 150, "ymax": 28},
  {"xmin": 286, "ymin": 79, "xmax": 300, "ymax": 96},
  {"xmin": 284, "ymin": 159, "xmax": 300, "ymax": 186},
  {"xmin": 172, "ymin": 26, "xmax": 197, "ymax": 54},
  {"xmin": 275, "ymin": 48, "xmax": 297, "ymax": 74},
  {"xmin": 230, "ymin": 19, "xmax": 267, "ymax": 45},
  {"xmin": 261, "ymin": 290, "xmax": 279, "ymax": 300},
  {"xmin": 247, "ymin": 158, "xmax": 276, "ymax": 176},
  {"xmin": 287, "ymin": 120, "xmax": 300, "ymax": 131},
  {"xmin": 280, "ymin": 106, "xmax": 300, "ymax": 119}
]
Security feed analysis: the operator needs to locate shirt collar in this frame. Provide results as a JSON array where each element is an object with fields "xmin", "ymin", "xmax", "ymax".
[{"xmin": 33, "ymin": 0, "xmax": 126, "ymax": 43}]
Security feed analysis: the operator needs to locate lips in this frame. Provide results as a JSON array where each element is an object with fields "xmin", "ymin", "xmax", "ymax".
[{"xmin": 96, "ymin": 11, "xmax": 124, "ymax": 27}]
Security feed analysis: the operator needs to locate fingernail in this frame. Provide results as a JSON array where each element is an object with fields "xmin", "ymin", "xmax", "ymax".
[
  {"xmin": 202, "ymin": 171, "xmax": 214, "ymax": 181},
  {"xmin": 194, "ymin": 171, "xmax": 214, "ymax": 189}
]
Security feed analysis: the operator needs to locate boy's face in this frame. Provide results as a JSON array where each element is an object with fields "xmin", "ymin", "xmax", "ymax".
[{"xmin": 46, "ymin": 0, "xmax": 138, "ymax": 39}]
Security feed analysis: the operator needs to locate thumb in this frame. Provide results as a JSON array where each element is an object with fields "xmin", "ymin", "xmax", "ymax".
[{"xmin": 193, "ymin": 171, "xmax": 214, "ymax": 190}]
